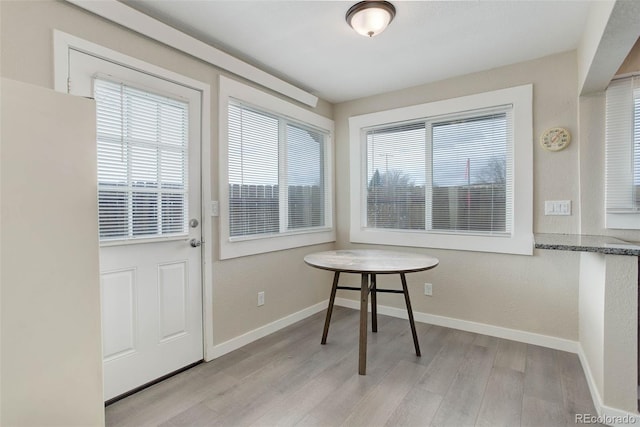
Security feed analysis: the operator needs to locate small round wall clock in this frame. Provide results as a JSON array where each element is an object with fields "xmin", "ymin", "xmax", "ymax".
[{"xmin": 540, "ymin": 127, "xmax": 571, "ymax": 151}]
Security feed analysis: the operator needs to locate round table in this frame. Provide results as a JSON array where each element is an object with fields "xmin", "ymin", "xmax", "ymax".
[{"xmin": 304, "ymin": 249, "xmax": 439, "ymax": 375}]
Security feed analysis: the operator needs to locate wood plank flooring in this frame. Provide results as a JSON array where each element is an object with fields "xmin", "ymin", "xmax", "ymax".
[{"xmin": 106, "ymin": 307, "xmax": 603, "ymax": 427}]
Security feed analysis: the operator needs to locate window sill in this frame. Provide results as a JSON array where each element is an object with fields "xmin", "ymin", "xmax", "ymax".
[
  {"xmin": 220, "ymin": 228, "xmax": 336, "ymax": 259},
  {"xmin": 350, "ymin": 228, "xmax": 533, "ymax": 256},
  {"xmin": 606, "ymin": 212, "xmax": 640, "ymax": 230}
]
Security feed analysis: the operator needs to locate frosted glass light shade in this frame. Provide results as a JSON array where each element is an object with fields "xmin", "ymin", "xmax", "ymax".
[{"xmin": 346, "ymin": 1, "xmax": 396, "ymax": 38}]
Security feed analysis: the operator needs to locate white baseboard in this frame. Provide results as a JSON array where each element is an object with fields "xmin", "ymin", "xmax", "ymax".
[
  {"xmin": 205, "ymin": 300, "xmax": 327, "ymax": 360},
  {"xmin": 597, "ymin": 404, "xmax": 640, "ymax": 427},
  {"xmin": 207, "ymin": 297, "xmax": 578, "ymax": 362},
  {"xmin": 576, "ymin": 346, "xmax": 640, "ymax": 426},
  {"xmin": 576, "ymin": 345, "xmax": 606, "ymax": 418},
  {"xmin": 207, "ymin": 295, "xmax": 577, "ymax": 358},
  {"xmin": 334, "ymin": 297, "xmax": 579, "ymax": 353},
  {"xmin": 205, "ymin": 296, "xmax": 640, "ymax": 425}
]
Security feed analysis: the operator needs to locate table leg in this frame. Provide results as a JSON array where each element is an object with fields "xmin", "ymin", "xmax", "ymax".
[
  {"xmin": 359, "ymin": 273, "xmax": 369, "ymax": 375},
  {"xmin": 400, "ymin": 273, "xmax": 421, "ymax": 357},
  {"xmin": 371, "ymin": 273, "xmax": 378, "ymax": 333},
  {"xmin": 321, "ymin": 272, "xmax": 340, "ymax": 345}
]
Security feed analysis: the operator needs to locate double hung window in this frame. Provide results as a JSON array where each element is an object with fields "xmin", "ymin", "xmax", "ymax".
[
  {"xmin": 605, "ymin": 76, "xmax": 640, "ymax": 229},
  {"xmin": 349, "ymin": 85, "xmax": 532, "ymax": 255},
  {"xmin": 219, "ymin": 77, "xmax": 335, "ymax": 259}
]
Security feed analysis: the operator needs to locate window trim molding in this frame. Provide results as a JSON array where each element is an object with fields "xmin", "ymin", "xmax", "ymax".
[
  {"xmin": 349, "ymin": 84, "xmax": 533, "ymax": 255},
  {"xmin": 219, "ymin": 76, "xmax": 335, "ymax": 260}
]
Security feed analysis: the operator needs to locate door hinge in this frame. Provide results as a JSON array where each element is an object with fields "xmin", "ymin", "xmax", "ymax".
[{"xmin": 67, "ymin": 77, "xmax": 71, "ymax": 93}]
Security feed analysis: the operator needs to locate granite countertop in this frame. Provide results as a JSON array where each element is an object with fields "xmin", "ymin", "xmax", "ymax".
[{"xmin": 534, "ymin": 233, "xmax": 640, "ymax": 256}]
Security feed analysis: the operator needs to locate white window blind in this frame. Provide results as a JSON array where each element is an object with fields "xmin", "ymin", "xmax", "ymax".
[
  {"xmin": 94, "ymin": 78, "xmax": 189, "ymax": 241},
  {"xmin": 605, "ymin": 76, "xmax": 640, "ymax": 229},
  {"xmin": 228, "ymin": 104, "xmax": 279, "ymax": 237},
  {"xmin": 367, "ymin": 122, "xmax": 426, "ymax": 229},
  {"xmin": 228, "ymin": 101, "xmax": 328, "ymax": 238},
  {"xmin": 287, "ymin": 123, "xmax": 326, "ymax": 230},
  {"xmin": 430, "ymin": 111, "xmax": 511, "ymax": 234},
  {"xmin": 365, "ymin": 107, "xmax": 512, "ymax": 235}
]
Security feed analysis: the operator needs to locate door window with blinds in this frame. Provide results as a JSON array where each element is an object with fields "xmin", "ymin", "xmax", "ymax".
[
  {"xmin": 349, "ymin": 84, "xmax": 533, "ymax": 255},
  {"xmin": 605, "ymin": 76, "xmax": 640, "ymax": 229},
  {"xmin": 219, "ymin": 76, "xmax": 335, "ymax": 259},
  {"xmin": 366, "ymin": 108, "xmax": 511, "ymax": 234},
  {"xmin": 94, "ymin": 78, "xmax": 189, "ymax": 241}
]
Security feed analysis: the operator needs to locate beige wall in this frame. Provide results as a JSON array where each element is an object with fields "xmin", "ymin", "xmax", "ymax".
[
  {"xmin": 579, "ymin": 253, "xmax": 606, "ymax": 396},
  {"xmin": 579, "ymin": 251, "xmax": 640, "ymax": 414},
  {"xmin": 617, "ymin": 37, "xmax": 640, "ymax": 75},
  {"xmin": 332, "ymin": 51, "xmax": 581, "ymax": 340},
  {"xmin": 602, "ymin": 254, "xmax": 638, "ymax": 411},
  {"xmin": 3, "ymin": 0, "xmax": 637, "ymax": 419},
  {"xmin": 1, "ymin": 78, "xmax": 103, "ymax": 426},
  {"xmin": 577, "ymin": 0, "xmax": 640, "ymax": 95},
  {"xmin": 577, "ymin": 0, "xmax": 615, "ymax": 94},
  {"xmin": 577, "ymin": 32, "xmax": 640, "ymax": 414},
  {"xmin": 0, "ymin": 0, "xmax": 335, "ymax": 351}
]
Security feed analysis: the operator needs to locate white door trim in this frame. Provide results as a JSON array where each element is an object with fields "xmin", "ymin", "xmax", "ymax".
[{"xmin": 53, "ymin": 30, "xmax": 216, "ymax": 362}]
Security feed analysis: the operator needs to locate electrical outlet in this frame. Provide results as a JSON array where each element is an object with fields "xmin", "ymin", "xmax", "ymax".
[
  {"xmin": 257, "ymin": 291, "xmax": 265, "ymax": 306},
  {"xmin": 424, "ymin": 283, "xmax": 433, "ymax": 296}
]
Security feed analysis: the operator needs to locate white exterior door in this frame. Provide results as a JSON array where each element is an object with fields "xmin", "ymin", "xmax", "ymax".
[{"xmin": 68, "ymin": 51, "xmax": 203, "ymax": 400}]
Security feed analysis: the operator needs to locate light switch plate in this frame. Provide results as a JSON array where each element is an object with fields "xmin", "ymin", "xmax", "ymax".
[
  {"xmin": 544, "ymin": 200, "xmax": 571, "ymax": 216},
  {"xmin": 210, "ymin": 201, "xmax": 219, "ymax": 217}
]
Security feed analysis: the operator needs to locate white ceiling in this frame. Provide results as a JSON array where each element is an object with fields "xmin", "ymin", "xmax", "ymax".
[{"xmin": 124, "ymin": 0, "xmax": 591, "ymax": 104}]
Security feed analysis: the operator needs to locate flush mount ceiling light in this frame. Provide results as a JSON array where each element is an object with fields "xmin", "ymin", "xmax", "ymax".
[{"xmin": 346, "ymin": 1, "xmax": 396, "ymax": 38}]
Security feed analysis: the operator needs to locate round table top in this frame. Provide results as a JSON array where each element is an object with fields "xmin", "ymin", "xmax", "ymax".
[{"xmin": 304, "ymin": 249, "xmax": 439, "ymax": 274}]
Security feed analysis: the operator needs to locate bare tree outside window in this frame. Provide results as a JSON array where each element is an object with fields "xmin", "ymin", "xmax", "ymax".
[{"xmin": 368, "ymin": 169, "xmax": 425, "ymax": 229}]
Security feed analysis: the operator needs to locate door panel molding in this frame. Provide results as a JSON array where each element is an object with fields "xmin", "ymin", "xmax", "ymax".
[
  {"xmin": 101, "ymin": 268, "xmax": 138, "ymax": 361},
  {"xmin": 158, "ymin": 261, "xmax": 189, "ymax": 342}
]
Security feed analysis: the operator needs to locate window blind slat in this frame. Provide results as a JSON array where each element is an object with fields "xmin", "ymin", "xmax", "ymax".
[
  {"xmin": 365, "ymin": 107, "xmax": 512, "ymax": 235},
  {"xmin": 287, "ymin": 123, "xmax": 325, "ymax": 230},
  {"xmin": 94, "ymin": 78, "xmax": 189, "ymax": 241},
  {"xmin": 228, "ymin": 101, "xmax": 328, "ymax": 237},
  {"xmin": 228, "ymin": 103, "xmax": 279, "ymax": 237},
  {"xmin": 606, "ymin": 77, "xmax": 638, "ymax": 213},
  {"xmin": 366, "ymin": 122, "xmax": 426, "ymax": 230},
  {"xmin": 431, "ymin": 112, "xmax": 511, "ymax": 234}
]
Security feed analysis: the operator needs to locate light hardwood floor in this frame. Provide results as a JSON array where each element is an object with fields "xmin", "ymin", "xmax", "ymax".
[{"xmin": 106, "ymin": 306, "xmax": 603, "ymax": 427}]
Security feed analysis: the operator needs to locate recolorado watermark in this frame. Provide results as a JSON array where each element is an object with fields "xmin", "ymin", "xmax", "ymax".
[{"xmin": 576, "ymin": 413, "xmax": 637, "ymax": 424}]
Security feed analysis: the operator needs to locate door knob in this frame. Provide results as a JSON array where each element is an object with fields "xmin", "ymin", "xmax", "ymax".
[{"xmin": 189, "ymin": 238, "xmax": 201, "ymax": 247}]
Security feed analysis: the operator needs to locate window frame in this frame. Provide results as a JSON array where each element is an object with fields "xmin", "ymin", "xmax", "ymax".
[
  {"xmin": 349, "ymin": 84, "xmax": 533, "ymax": 255},
  {"xmin": 219, "ymin": 76, "xmax": 335, "ymax": 259}
]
